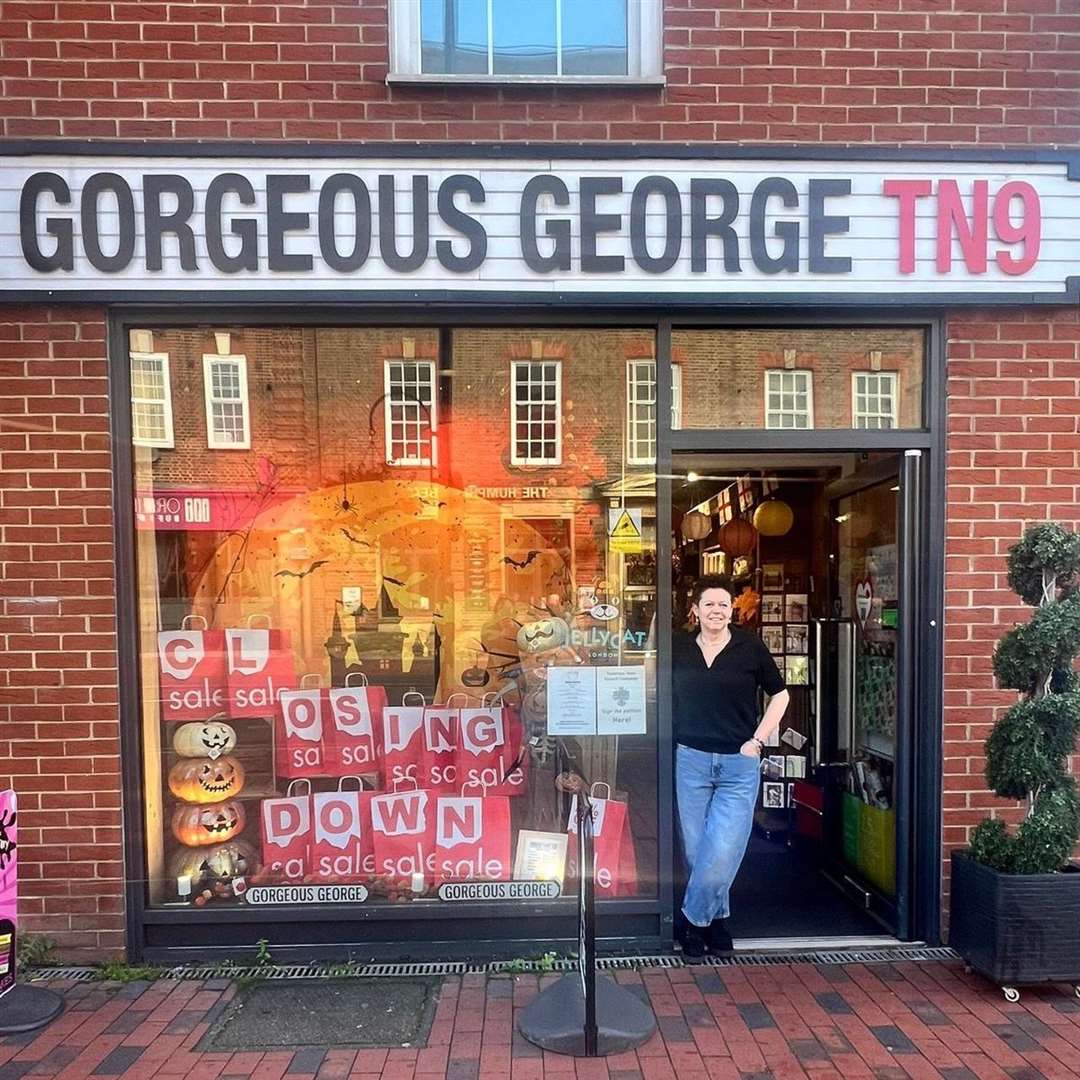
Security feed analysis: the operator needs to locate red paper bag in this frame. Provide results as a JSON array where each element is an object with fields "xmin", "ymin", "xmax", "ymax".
[
  {"xmin": 370, "ymin": 787, "xmax": 434, "ymax": 887},
  {"xmin": 455, "ymin": 698, "xmax": 528, "ymax": 797},
  {"xmin": 226, "ymin": 623, "xmax": 297, "ymax": 718},
  {"xmin": 260, "ymin": 782, "xmax": 311, "ymax": 882},
  {"xmin": 310, "ymin": 780, "xmax": 376, "ymax": 883},
  {"xmin": 568, "ymin": 784, "xmax": 638, "ymax": 898},
  {"xmin": 275, "ymin": 682, "xmax": 327, "ymax": 778},
  {"xmin": 434, "ymin": 793, "xmax": 511, "ymax": 883},
  {"xmin": 158, "ymin": 619, "xmax": 227, "ymax": 722},
  {"xmin": 380, "ymin": 693, "xmax": 427, "ymax": 787},
  {"xmin": 325, "ymin": 676, "xmax": 385, "ymax": 777},
  {"xmin": 421, "ymin": 695, "xmax": 466, "ymax": 793}
]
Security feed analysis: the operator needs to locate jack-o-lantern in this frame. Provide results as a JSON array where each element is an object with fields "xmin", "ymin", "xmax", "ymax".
[
  {"xmin": 169, "ymin": 840, "xmax": 256, "ymax": 900},
  {"xmin": 516, "ymin": 618, "xmax": 571, "ymax": 655},
  {"xmin": 171, "ymin": 800, "xmax": 246, "ymax": 846},
  {"xmin": 172, "ymin": 721, "xmax": 237, "ymax": 760},
  {"xmin": 168, "ymin": 755, "xmax": 245, "ymax": 803}
]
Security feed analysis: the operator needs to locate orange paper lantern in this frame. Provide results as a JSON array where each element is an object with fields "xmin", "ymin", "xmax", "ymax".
[{"xmin": 718, "ymin": 518, "xmax": 758, "ymax": 557}]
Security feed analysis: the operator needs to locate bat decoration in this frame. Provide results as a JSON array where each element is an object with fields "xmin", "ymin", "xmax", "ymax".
[
  {"xmin": 274, "ymin": 560, "xmax": 329, "ymax": 580},
  {"xmin": 341, "ymin": 528, "xmax": 371, "ymax": 547},
  {"xmin": 418, "ymin": 496, "xmax": 448, "ymax": 508},
  {"xmin": 503, "ymin": 550, "xmax": 541, "ymax": 570},
  {"xmin": 383, "ymin": 575, "xmax": 406, "ymax": 587}
]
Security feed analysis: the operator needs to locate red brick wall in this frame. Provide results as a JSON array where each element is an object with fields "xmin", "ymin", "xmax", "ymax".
[
  {"xmin": 942, "ymin": 306, "xmax": 1080, "ymax": 923},
  {"xmin": 0, "ymin": 304, "xmax": 124, "ymax": 959},
  {"xmin": 1, "ymin": 0, "xmax": 1078, "ymax": 144}
]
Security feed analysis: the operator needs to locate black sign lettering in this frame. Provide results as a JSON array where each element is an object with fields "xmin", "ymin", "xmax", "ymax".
[
  {"xmin": 630, "ymin": 175, "xmax": 681, "ymax": 274},
  {"xmin": 20, "ymin": 172, "xmax": 73, "ymax": 273},
  {"xmin": 144, "ymin": 174, "xmax": 197, "ymax": 272},
  {"xmin": 379, "ymin": 174, "xmax": 429, "ymax": 273},
  {"xmin": 690, "ymin": 178, "xmax": 740, "ymax": 273},
  {"xmin": 808, "ymin": 178, "xmax": 852, "ymax": 273},
  {"xmin": 436, "ymin": 174, "xmax": 487, "ymax": 273},
  {"xmin": 749, "ymin": 177, "xmax": 799, "ymax": 274},
  {"xmin": 81, "ymin": 173, "xmax": 136, "ymax": 273},
  {"xmin": 206, "ymin": 173, "xmax": 259, "ymax": 273},
  {"xmin": 580, "ymin": 176, "xmax": 625, "ymax": 273},
  {"xmin": 266, "ymin": 174, "xmax": 312, "ymax": 272},
  {"xmin": 318, "ymin": 173, "xmax": 371, "ymax": 272},
  {"xmin": 520, "ymin": 175, "xmax": 571, "ymax": 273}
]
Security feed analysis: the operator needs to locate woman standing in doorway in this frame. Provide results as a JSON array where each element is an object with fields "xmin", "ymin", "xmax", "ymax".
[{"xmin": 674, "ymin": 574, "xmax": 790, "ymax": 959}]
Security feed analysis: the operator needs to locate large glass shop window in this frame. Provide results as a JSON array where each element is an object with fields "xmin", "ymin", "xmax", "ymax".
[{"xmin": 132, "ymin": 327, "xmax": 658, "ymax": 911}]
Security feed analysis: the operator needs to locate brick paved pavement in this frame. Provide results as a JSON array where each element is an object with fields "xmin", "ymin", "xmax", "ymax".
[{"xmin": 4, "ymin": 961, "xmax": 1080, "ymax": 1080}]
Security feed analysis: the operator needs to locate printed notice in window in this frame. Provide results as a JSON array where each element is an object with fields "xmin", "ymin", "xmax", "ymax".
[
  {"xmin": 596, "ymin": 666, "xmax": 647, "ymax": 735},
  {"xmin": 547, "ymin": 666, "xmax": 597, "ymax": 736}
]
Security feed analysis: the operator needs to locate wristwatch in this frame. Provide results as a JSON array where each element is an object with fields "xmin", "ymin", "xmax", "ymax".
[{"xmin": 750, "ymin": 737, "xmax": 764, "ymax": 753}]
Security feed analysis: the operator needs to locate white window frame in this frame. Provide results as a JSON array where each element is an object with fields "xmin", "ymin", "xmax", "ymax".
[
  {"xmin": 384, "ymin": 359, "xmax": 438, "ymax": 467},
  {"xmin": 510, "ymin": 360, "xmax": 562, "ymax": 466},
  {"xmin": 764, "ymin": 369, "xmax": 815, "ymax": 430},
  {"xmin": 625, "ymin": 359, "xmax": 683, "ymax": 465},
  {"xmin": 852, "ymin": 370, "xmax": 900, "ymax": 429},
  {"xmin": 389, "ymin": 0, "xmax": 664, "ymax": 85},
  {"xmin": 202, "ymin": 353, "xmax": 251, "ymax": 450},
  {"xmin": 130, "ymin": 351, "xmax": 174, "ymax": 449}
]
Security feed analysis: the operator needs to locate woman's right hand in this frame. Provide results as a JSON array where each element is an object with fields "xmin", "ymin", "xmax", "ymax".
[{"xmin": 739, "ymin": 739, "xmax": 761, "ymax": 759}]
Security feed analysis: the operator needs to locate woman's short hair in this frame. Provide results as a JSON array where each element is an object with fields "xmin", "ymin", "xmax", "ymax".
[{"xmin": 691, "ymin": 574, "xmax": 734, "ymax": 605}]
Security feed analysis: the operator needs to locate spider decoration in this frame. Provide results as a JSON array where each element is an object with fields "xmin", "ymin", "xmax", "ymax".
[{"xmin": 0, "ymin": 807, "xmax": 15, "ymax": 872}]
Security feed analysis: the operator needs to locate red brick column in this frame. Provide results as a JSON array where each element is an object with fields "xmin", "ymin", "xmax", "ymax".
[
  {"xmin": 942, "ymin": 306, "xmax": 1080, "ymax": 928},
  {"xmin": 0, "ymin": 304, "xmax": 124, "ymax": 959}
]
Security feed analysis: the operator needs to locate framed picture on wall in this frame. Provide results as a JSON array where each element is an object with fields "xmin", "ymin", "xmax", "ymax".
[
  {"xmin": 761, "ymin": 563, "xmax": 784, "ymax": 591},
  {"xmin": 786, "ymin": 656, "xmax": 809, "ymax": 685},
  {"xmin": 761, "ymin": 596, "xmax": 783, "ymax": 623},
  {"xmin": 785, "ymin": 593, "xmax": 808, "ymax": 622},
  {"xmin": 763, "ymin": 782, "xmax": 784, "ymax": 810},
  {"xmin": 785, "ymin": 623, "xmax": 808, "ymax": 655}
]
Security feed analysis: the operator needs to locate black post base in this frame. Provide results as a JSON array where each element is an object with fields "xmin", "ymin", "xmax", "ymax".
[
  {"xmin": 517, "ymin": 972, "xmax": 656, "ymax": 1057},
  {"xmin": 0, "ymin": 984, "xmax": 66, "ymax": 1035}
]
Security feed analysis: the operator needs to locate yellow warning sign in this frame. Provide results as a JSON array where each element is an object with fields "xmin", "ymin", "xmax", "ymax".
[{"xmin": 608, "ymin": 508, "xmax": 643, "ymax": 553}]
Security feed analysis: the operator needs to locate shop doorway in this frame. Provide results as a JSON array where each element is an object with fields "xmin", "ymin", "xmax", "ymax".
[{"xmin": 671, "ymin": 451, "xmax": 918, "ymax": 942}]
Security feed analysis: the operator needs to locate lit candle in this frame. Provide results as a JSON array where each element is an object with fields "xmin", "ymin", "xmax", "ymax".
[
  {"xmin": 177, "ymin": 875, "xmax": 192, "ymax": 898},
  {"xmin": 410, "ymin": 871, "xmax": 425, "ymax": 895}
]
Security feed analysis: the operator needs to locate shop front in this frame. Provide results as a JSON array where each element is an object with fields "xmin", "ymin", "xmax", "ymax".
[{"xmin": 5, "ymin": 145, "xmax": 1078, "ymax": 960}]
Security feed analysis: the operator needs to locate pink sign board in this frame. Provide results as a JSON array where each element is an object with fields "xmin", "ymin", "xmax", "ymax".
[{"xmin": 0, "ymin": 789, "xmax": 16, "ymax": 999}]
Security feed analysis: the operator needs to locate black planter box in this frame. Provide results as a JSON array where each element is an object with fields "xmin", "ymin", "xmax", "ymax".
[{"xmin": 950, "ymin": 850, "xmax": 1080, "ymax": 986}]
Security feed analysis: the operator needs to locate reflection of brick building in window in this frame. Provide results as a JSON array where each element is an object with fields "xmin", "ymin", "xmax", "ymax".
[
  {"xmin": 139, "ymin": 326, "xmax": 658, "ymax": 699},
  {"xmin": 673, "ymin": 328, "xmax": 924, "ymax": 430}
]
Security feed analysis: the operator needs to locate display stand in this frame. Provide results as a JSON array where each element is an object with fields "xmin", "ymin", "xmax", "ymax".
[
  {"xmin": 518, "ymin": 792, "xmax": 656, "ymax": 1057},
  {"xmin": 0, "ymin": 983, "xmax": 65, "ymax": 1035}
]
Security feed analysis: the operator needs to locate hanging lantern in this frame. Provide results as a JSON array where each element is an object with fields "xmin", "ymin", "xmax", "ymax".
[
  {"xmin": 753, "ymin": 499, "xmax": 795, "ymax": 537},
  {"xmin": 718, "ymin": 517, "xmax": 758, "ymax": 557},
  {"xmin": 680, "ymin": 510, "xmax": 712, "ymax": 540}
]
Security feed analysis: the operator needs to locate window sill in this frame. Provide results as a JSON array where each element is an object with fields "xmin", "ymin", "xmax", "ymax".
[{"xmin": 387, "ymin": 73, "xmax": 666, "ymax": 89}]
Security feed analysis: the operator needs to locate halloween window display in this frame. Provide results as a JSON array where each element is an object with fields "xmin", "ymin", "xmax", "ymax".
[{"xmin": 133, "ymin": 325, "xmax": 659, "ymax": 910}]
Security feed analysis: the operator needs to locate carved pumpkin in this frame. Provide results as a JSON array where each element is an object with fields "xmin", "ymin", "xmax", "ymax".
[
  {"xmin": 171, "ymin": 800, "xmax": 246, "ymax": 846},
  {"xmin": 516, "ymin": 618, "xmax": 571, "ymax": 655},
  {"xmin": 172, "ymin": 721, "xmax": 237, "ymax": 760},
  {"xmin": 169, "ymin": 840, "xmax": 256, "ymax": 899},
  {"xmin": 168, "ymin": 755, "xmax": 245, "ymax": 803}
]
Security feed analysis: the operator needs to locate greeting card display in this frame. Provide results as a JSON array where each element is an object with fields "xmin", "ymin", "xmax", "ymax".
[
  {"xmin": 310, "ymin": 779, "xmax": 376, "ymax": 883},
  {"xmin": 454, "ymin": 697, "xmax": 528, "ymax": 797},
  {"xmin": 325, "ymin": 675, "xmax": 385, "ymax": 776},
  {"xmin": 568, "ymin": 783, "xmax": 638, "ymax": 898},
  {"xmin": 380, "ymin": 693, "xmax": 427, "ymax": 787},
  {"xmin": 434, "ymin": 791, "xmax": 511, "ymax": 883},
  {"xmin": 370, "ymin": 786, "xmax": 434, "ymax": 886},
  {"xmin": 226, "ymin": 621, "xmax": 297, "ymax": 718},
  {"xmin": 157, "ymin": 617, "xmax": 227, "ymax": 722},
  {"xmin": 260, "ymin": 781, "xmax": 311, "ymax": 882}
]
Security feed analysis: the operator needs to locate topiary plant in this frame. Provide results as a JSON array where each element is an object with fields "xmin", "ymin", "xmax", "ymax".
[{"xmin": 969, "ymin": 523, "xmax": 1080, "ymax": 874}]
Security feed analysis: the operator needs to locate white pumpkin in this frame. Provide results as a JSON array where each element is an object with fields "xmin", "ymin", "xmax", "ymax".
[{"xmin": 173, "ymin": 721, "xmax": 237, "ymax": 760}]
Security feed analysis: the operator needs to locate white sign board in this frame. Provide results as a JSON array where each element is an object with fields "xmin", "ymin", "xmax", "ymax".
[{"xmin": 3, "ymin": 152, "xmax": 1078, "ymax": 302}]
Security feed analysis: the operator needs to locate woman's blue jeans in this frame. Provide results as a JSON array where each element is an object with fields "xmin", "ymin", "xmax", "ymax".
[{"xmin": 676, "ymin": 744, "xmax": 761, "ymax": 927}]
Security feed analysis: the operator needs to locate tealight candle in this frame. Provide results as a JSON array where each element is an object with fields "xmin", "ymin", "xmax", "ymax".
[{"xmin": 410, "ymin": 871, "xmax": 425, "ymax": 894}]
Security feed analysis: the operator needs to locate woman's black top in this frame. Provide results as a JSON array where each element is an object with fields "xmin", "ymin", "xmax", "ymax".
[{"xmin": 672, "ymin": 629, "xmax": 786, "ymax": 754}]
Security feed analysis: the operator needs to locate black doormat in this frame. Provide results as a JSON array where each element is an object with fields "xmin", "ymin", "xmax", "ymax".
[{"xmin": 198, "ymin": 978, "xmax": 439, "ymax": 1050}]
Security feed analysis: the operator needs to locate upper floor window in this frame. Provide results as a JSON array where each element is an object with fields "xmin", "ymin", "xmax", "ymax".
[
  {"xmin": 385, "ymin": 359, "xmax": 437, "ymax": 466},
  {"xmin": 764, "ymin": 369, "xmax": 814, "ymax": 430},
  {"xmin": 390, "ymin": 0, "xmax": 663, "ymax": 84},
  {"xmin": 203, "ymin": 353, "xmax": 250, "ymax": 449},
  {"xmin": 511, "ymin": 360, "xmax": 561, "ymax": 465},
  {"xmin": 131, "ymin": 351, "xmax": 174, "ymax": 449},
  {"xmin": 852, "ymin": 371, "xmax": 898, "ymax": 429}
]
